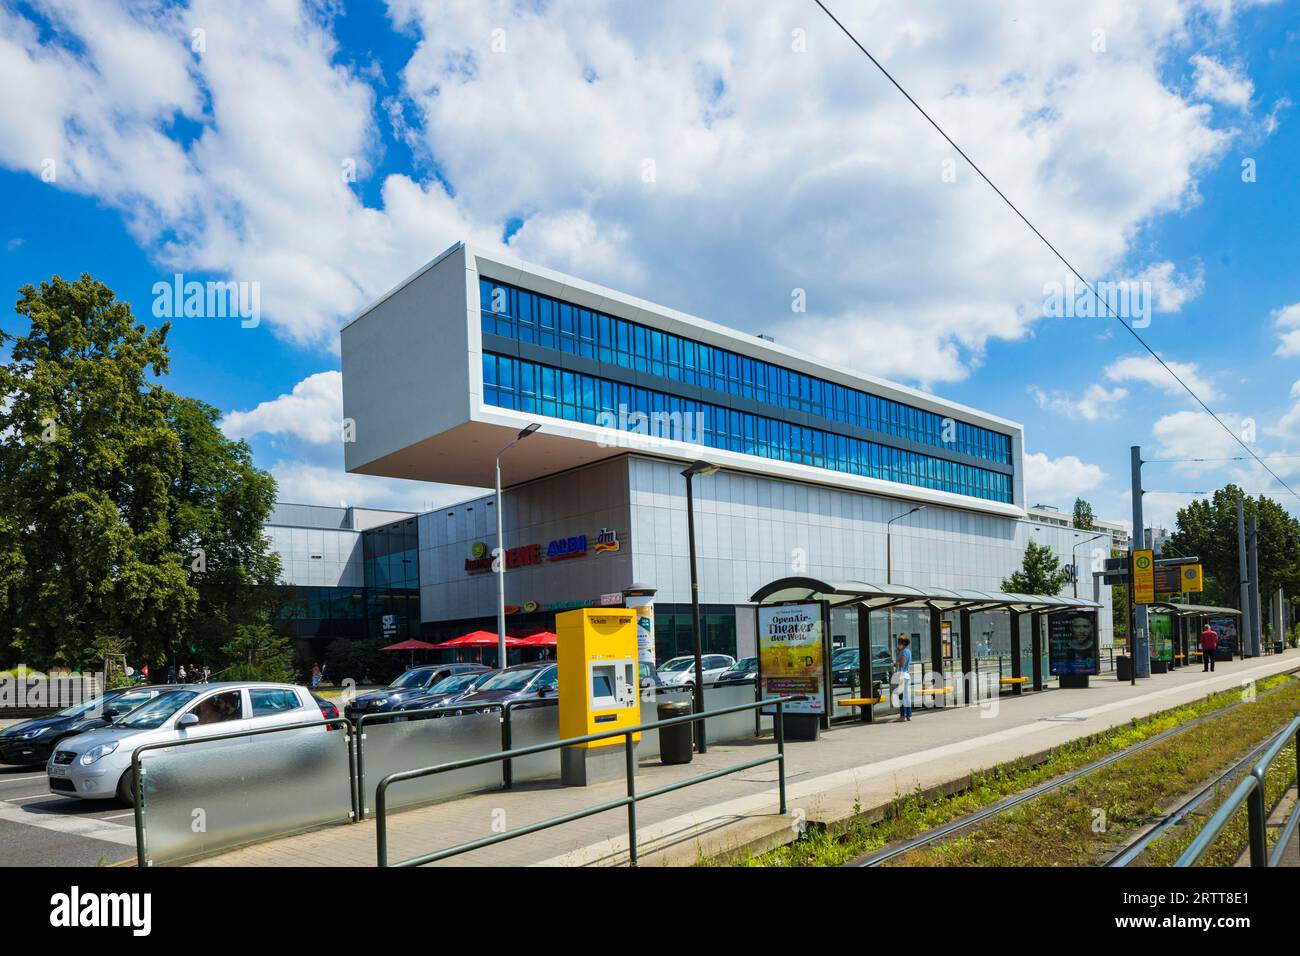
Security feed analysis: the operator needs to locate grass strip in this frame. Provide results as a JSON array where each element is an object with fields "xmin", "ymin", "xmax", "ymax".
[
  {"xmin": 886, "ymin": 678, "xmax": 1300, "ymax": 866},
  {"xmin": 719, "ymin": 672, "xmax": 1295, "ymax": 867},
  {"xmin": 1136, "ymin": 737, "xmax": 1297, "ymax": 866}
]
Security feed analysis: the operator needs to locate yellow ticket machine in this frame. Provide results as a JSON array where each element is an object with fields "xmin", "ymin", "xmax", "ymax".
[{"xmin": 557, "ymin": 608, "xmax": 641, "ymax": 785}]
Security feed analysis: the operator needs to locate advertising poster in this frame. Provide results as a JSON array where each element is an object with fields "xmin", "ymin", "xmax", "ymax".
[
  {"xmin": 757, "ymin": 602, "xmax": 827, "ymax": 715},
  {"xmin": 1149, "ymin": 614, "xmax": 1173, "ymax": 662},
  {"xmin": 1048, "ymin": 611, "xmax": 1099, "ymax": 676}
]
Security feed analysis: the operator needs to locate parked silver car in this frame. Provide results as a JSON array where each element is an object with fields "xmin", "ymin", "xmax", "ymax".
[
  {"xmin": 47, "ymin": 682, "xmax": 326, "ymax": 805},
  {"xmin": 656, "ymin": 654, "xmax": 736, "ymax": 688}
]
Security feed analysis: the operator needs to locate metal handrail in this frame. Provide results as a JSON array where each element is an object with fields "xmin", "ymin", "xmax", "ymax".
[
  {"xmin": 375, "ymin": 695, "xmax": 798, "ymax": 867},
  {"xmin": 354, "ymin": 697, "xmax": 559, "ymax": 818},
  {"xmin": 1175, "ymin": 714, "xmax": 1300, "ymax": 867},
  {"xmin": 131, "ymin": 715, "xmax": 356, "ymax": 867}
]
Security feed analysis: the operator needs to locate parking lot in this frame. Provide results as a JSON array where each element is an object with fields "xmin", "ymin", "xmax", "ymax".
[{"xmin": 0, "ymin": 753, "xmax": 137, "ymax": 867}]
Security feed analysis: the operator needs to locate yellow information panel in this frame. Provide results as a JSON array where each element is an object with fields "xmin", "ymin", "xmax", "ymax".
[
  {"xmin": 556, "ymin": 608, "xmax": 641, "ymax": 748},
  {"xmin": 1180, "ymin": 563, "xmax": 1204, "ymax": 593},
  {"xmin": 1132, "ymin": 549, "xmax": 1155, "ymax": 605}
]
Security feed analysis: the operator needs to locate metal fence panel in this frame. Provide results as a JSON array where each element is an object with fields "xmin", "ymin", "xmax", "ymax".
[
  {"xmin": 360, "ymin": 711, "xmax": 502, "ymax": 812},
  {"xmin": 507, "ymin": 705, "xmax": 562, "ymax": 784},
  {"xmin": 138, "ymin": 726, "xmax": 351, "ymax": 865}
]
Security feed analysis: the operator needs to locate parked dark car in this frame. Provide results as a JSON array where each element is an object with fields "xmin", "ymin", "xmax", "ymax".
[
  {"xmin": 343, "ymin": 664, "xmax": 489, "ymax": 724},
  {"xmin": 392, "ymin": 668, "xmax": 497, "ymax": 717},
  {"xmin": 0, "ymin": 684, "xmax": 185, "ymax": 767},
  {"xmin": 714, "ymin": 657, "xmax": 758, "ymax": 686},
  {"xmin": 442, "ymin": 663, "xmax": 558, "ymax": 714},
  {"xmin": 831, "ymin": 647, "xmax": 892, "ymax": 688},
  {"xmin": 311, "ymin": 693, "xmax": 344, "ymax": 730}
]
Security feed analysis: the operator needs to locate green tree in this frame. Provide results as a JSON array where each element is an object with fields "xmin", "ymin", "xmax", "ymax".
[
  {"xmin": 222, "ymin": 623, "xmax": 295, "ymax": 682},
  {"xmin": 0, "ymin": 274, "xmax": 280, "ymax": 670},
  {"xmin": 1164, "ymin": 485, "xmax": 1300, "ymax": 608},
  {"xmin": 1002, "ymin": 539, "xmax": 1070, "ymax": 595},
  {"xmin": 1111, "ymin": 549, "xmax": 1129, "ymax": 646},
  {"xmin": 1072, "ymin": 497, "xmax": 1096, "ymax": 531}
]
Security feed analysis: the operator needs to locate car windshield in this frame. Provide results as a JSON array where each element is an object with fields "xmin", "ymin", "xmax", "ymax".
[
  {"xmin": 477, "ymin": 667, "xmax": 544, "ymax": 691},
  {"xmin": 116, "ymin": 691, "xmax": 199, "ymax": 729},
  {"xmin": 390, "ymin": 669, "xmax": 434, "ymax": 690},
  {"xmin": 725, "ymin": 658, "xmax": 757, "ymax": 672},
  {"xmin": 53, "ymin": 692, "xmax": 116, "ymax": 719},
  {"xmin": 833, "ymin": 649, "xmax": 859, "ymax": 664},
  {"xmin": 430, "ymin": 672, "xmax": 480, "ymax": 694},
  {"xmin": 659, "ymin": 659, "xmax": 694, "ymax": 672}
]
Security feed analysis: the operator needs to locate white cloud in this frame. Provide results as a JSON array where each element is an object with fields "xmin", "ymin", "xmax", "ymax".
[
  {"xmin": 1272, "ymin": 303, "xmax": 1300, "ymax": 357},
  {"xmin": 1104, "ymin": 354, "xmax": 1222, "ymax": 402},
  {"xmin": 0, "ymin": 0, "xmax": 1263, "ymax": 381},
  {"xmin": 1151, "ymin": 409, "xmax": 1244, "ymax": 464},
  {"xmin": 1191, "ymin": 54, "xmax": 1254, "ymax": 109},
  {"xmin": 267, "ymin": 461, "xmax": 481, "ymax": 513},
  {"xmin": 1028, "ymin": 383, "xmax": 1128, "ymax": 421},
  {"xmin": 1023, "ymin": 451, "xmax": 1108, "ymax": 502},
  {"xmin": 1133, "ymin": 260, "xmax": 1205, "ymax": 313},
  {"xmin": 221, "ymin": 371, "xmax": 343, "ymax": 445}
]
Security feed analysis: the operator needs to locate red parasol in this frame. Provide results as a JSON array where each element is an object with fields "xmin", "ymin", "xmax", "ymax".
[
  {"xmin": 438, "ymin": 630, "xmax": 523, "ymax": 647},
  {"xmin": 380, "ymin": 639, "xmax": 440, "ymax": 652},
  {"xmin": 515, "ymin": 631, "xmax": 557, "ymax": 646},
  {"xmin": 381, "ymin": 637, "xmax": 441, "ymax": 667}
]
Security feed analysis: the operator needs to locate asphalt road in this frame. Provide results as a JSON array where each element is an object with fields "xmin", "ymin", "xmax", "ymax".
[{"xmin": 0, "ymin": 762, "xmax": 137, "ymax": 867}]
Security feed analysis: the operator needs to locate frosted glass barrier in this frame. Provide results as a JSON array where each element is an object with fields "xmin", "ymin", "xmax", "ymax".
[
  {"xmin": 360, "ymin": 710, "xmax": 503, "ymax": 812},
  {"xmin": 507, "ymin": 704, "xmax": 562, "ymax": 783},
  {"xmin": 702, "ymin": 684, "xmax": 760, "ymax": 743},
  {"xmin": 139, "ymin": 724, "xmax": 352, "ymax": 866}
]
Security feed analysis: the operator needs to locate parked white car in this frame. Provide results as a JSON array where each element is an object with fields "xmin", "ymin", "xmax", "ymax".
[
  {"xmin": 656, "ymin": 654, "xmax": 736, "ymax": 688},
  {"xmin": 47, "ymin": 682, "xmax": 326, "ymax": 805}
]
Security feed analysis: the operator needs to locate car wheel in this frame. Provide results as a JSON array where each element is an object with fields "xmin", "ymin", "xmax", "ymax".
[{"xmin": 116, "ymin": 770, "xmax": 137, "ymax": 807}]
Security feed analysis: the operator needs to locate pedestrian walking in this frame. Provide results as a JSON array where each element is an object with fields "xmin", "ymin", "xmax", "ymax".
[
  {"xmin": 1200, "ymin": 625, "xmax": 1219, "ymax": 672},
  {"xmin": 178, "ymin": 663, "xmax": 188, "ymax": 683},
  {"xmin": 311, "ymin": 663, "xmax": 322, "ymax": 689},
  {"xmin": 892, "ymin": 635, "xmax": 913, "ymax": 722}
]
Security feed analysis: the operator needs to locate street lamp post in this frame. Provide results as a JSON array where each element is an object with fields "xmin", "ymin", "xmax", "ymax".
[
  {"xmin": 1071, "ymin": 532, "xmax": 1108, "ymax": 599},
  {"xmin": 495, "ymin": 423, "xmax": 540, "ymax": 670},
  {"xmin": 885, "ymin": 505, "xmax": 926, "ymax": 584},
  {"xmin": 681, "ymin": 459, "xmax": 719, "ymax": 753},
  {"xmin": 885, "ymin": 505, "xmax": 925, "ymax": 672}
]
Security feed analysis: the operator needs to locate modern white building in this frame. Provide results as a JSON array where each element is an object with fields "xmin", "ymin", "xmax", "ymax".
[
  {"xmin": 263, "ymin": 503, "xmax": 419, "ymax": 650},
  {"xmin": 339, "ymin": 242, "xmax": 1113, "ymax": 666}
]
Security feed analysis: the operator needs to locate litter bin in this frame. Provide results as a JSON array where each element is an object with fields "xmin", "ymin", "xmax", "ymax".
[
  {"xmin": 657, "ymin": 699, "xmax": 694, "ymax": 765},
  {"xmin": 1116, "ymin": 654, "xmax": 1133, "ymax": 682}
]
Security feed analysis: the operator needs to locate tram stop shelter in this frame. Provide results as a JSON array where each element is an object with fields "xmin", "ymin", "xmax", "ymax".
[
  {"xmin": 1146, "ymin": 602, "xmax": 1242, "ymax": 671},
  {"xmin": 750, "ymin": 577, "xmax": 1104, "ymax": 717}
]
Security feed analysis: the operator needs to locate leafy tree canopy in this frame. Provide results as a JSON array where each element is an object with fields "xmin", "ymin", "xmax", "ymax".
[
  {"xmin": 1164, "ymin": 484, "xmax": 1300, "ymax": 608},
  {"xmin": 1072, "ymin": 497, "xmax": 1096, "ymax": 531},
  {"xmin": 0, "ymin": 274, "xmax": 281, "ymax": 670},
  {"xmin": 1002, "ymin": 539, "xmax": 1070, "ymax": 595}
]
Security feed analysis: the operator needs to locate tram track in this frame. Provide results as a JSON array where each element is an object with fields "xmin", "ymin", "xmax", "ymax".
[
  {"xmin": 851, "ymin": 669, "xmax": 1300, "ymax": 867},
  {"xmin": 1103, "ymin": 732, "xmax": 1279, "ymax": 867}
]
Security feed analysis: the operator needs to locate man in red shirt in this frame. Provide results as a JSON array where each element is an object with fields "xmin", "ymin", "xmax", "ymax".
[{"xmin": 1200, "ymin": 625, "xmax": 1219, "ymax": 672}]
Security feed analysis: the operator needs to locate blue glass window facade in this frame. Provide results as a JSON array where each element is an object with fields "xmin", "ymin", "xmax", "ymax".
[
  {"xmin": 478, "ymin": 277, "xmax": 1013, "ymax": 503},
  {"xmin": 483, "ymin": 352, "xmax": 1012, "ymax": 502}
]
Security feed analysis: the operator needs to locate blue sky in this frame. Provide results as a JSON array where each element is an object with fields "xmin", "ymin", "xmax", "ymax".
[{"xmin": 2, "ymin": 0, "xmax": 1298, "ymax": 529}]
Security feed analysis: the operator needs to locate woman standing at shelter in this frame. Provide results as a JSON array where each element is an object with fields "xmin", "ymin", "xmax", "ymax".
[{"xmin": 893, "ymin": 636, "xmax": 913, "ymax": 722}]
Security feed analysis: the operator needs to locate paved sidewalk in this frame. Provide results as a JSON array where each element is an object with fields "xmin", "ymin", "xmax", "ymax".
[{"xmin": 186, "ymin": 652, "xmax": 1298, "ymax": 867}]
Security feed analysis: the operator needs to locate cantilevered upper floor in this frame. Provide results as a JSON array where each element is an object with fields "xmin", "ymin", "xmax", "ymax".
[{"xmin": 341, "ymin": 242, "xmax": 1026, "ymax": 517}]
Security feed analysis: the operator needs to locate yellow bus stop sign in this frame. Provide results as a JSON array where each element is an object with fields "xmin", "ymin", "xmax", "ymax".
[
  {"xmin": 1180, "ymin": 563, "xmax": 1204, "ymax": 593},
  {"xmin": 1132, "ymin": 550, "xmax": 1155, "ymax": 605}
]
